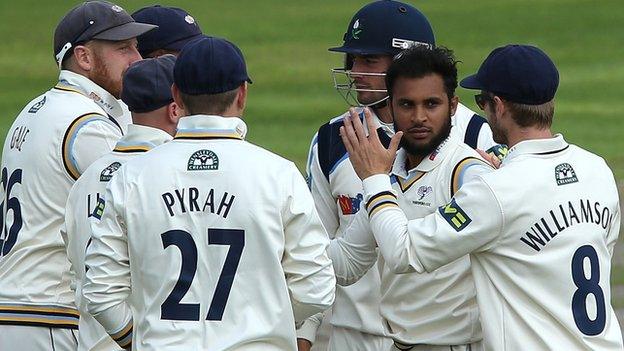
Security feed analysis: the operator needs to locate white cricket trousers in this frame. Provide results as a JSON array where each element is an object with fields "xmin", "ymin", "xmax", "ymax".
[
  {"xmin": 0, "ymin": 325, "xmax": 78, "ymax": 350},
  {"xmin": 329, "ymin": 326, "xmax": 392, "ymax": 351}
]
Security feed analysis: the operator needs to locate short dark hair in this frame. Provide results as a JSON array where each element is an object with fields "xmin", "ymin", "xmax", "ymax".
[
  {"xmin": 503, "ymin": 99, "xmax": 555, "ymax": 128},
  {"xmin": 385, "ymin": 46, "xmax": 458, "ymax": 100},
  {"xmin": 179, "ymin": 88, "xmax": 238, "ymax": 116}
]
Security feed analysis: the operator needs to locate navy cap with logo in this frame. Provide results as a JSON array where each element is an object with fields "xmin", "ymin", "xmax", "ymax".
[
  {"xmin": 131, "ymin": 5, "xmax": 203, "ymax": 58},
  {"xmin": 121, "ymin": 54, "xmax": 176, "ymax": 113},
  {"xmin": 460, "ymin": 44, "xmax": 559, "ymax": 105},
  {"xmin": 174, "ymin": 36, "xmax": 252, "ymax": 95},
  {"xmin": 54, "ymin": 1, "xmax": 157, "ymax": 67},
  {"xmin": 329, "ymin": 0, "xmax": 435, "ymax": 56}
]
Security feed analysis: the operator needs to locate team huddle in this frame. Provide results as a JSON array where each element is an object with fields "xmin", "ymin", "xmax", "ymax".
[{"xmin": 0, "ymin": 1, "xmax": 621, "ymax": 351}]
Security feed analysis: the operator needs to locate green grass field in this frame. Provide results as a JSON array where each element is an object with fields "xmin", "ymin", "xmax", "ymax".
[{"xmin": 1, "ymin": 0, "xmax": 624, "ymax": 308}]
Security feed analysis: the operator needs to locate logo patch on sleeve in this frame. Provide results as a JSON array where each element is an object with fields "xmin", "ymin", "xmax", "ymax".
[
  {"xmin": 100, "ymin": 162, "xmax": 121, "ymax": 182},
  {"xmin": 92, "ymin": 198, "xmax": 106, "ymax": 220},
  {"xmin": 438, "ymin": 199, "xmax": 471, "ymax": 232}
]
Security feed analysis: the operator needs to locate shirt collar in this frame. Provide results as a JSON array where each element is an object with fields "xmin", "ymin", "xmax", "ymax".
[
  {"xmin": 113, "ymin": 124, "xmax": 172, "ymax": 153},
  {"xmin": 503, "ymin": 134, "xmax": 568, "ymax": 164},
  {"xmin": 57, "ymin": 70, "xmax": 124, "ymax": 119},
  {"xmin": 174, "ymin": 115, "xmax": 247, "ymax": 140}
]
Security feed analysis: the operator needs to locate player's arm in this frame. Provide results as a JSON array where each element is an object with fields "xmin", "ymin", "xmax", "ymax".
[
  {"xmin": 364, "ymin": 174, "xmax": 503, "ymax": 273},
  {"xmin": 63, "ymin": 114, "xmax": 122, "ymax": 180},
  {"xmin": 605, "ymin": 175, "xmax": 621, "ymax": 257},
  {"xmin": 83, "ymin": 170, "xmax": 133, "ymax": 350},
  {"xmin": 297, "ymin": 132, "xmax": 339, "ymax": 345},
  {"xmin": 328, "ymin": 208, "xmax": 379, "ymax": 285},
  {"xmin": 306, "ymin": 132, "xmax": 340, "ymax": 236},
  {"xmin": 282, "ymin": 163, "xmax": 336, "ymax": 322},
  {"xmin": 296, "ymin": 312, "xmax": 322, "ymax": 348},
  {"xmin": 60, "ymin": 192, "xmax": 78, "ymax": 293}
]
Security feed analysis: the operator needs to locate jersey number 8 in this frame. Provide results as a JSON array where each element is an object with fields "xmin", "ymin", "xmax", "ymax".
[
  {"xmin": 161, "ymin": 228, "xmax": 244, "ymax": 321},
  {"xmin": 571, "ymin": 245, "xmax": 606, "ymax": 336}
]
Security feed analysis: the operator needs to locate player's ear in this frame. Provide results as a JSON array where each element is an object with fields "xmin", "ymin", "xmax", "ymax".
[
  {"xmin": 236, "ymin": 82, "xmax": 248, "ymax": 113},
  {"xmin": 449, "ymin": 95, "xmax": 459, "ymax": 116},
  {"xmin": 167, "ymin": 101, "xmax": 181, "ymax": 122},
  {"xmin": 493, "ymin": 96, "xmax": 506, "ymax": 118},
  {"xmin": 72, "ymin": 44, "xmax": 94, "ymax": 71},
  {"xmin": 171, "ymin": 84, "xmax": 185, "ymax": 112}
]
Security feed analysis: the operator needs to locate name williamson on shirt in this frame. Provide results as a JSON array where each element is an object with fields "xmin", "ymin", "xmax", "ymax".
[
  {"xmin": 521, "ymin": 199, "xmax": 615, "ymax": 252},
  {"xmin": 162, "ymin": 187, "xmax": 235, "ymax": 218}
]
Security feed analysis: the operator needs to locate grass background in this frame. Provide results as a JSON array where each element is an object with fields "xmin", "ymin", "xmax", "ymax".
[{"xmin": 1, "ymin": 0, "xmax": 624, "ymax": 308}]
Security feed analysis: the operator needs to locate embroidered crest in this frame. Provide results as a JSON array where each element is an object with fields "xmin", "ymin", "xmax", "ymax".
[
  {"xmin": 100, "ymin": 162, "xmax": 122, "ymax": 182},
  {"xmin": 188, "ymin": 150, "xmax": 219, "ymax": 171},
  {"xmin": 555, "ymin": 163, "xmax": 578, "ymax": 186}
]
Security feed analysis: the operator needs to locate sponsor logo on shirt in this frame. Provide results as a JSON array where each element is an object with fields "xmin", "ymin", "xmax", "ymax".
[
  {"xmin": 439, "ymin": 199, "xmax": 471, "ymax": 232},
  {"xmin": 412, "ymin": 185, "xmax": 433, "ymax": 206},
  {"xmin": 555, "ymin": 163, "xmax": 578, "ymax": 186},
  {"xmin": 338, "ymin": 193, "xmax": 363, "ymax": 215},
  {"xmin": 100, "ymin": 162, "xmax": 122, "ymax": 182},
  {"xmin": 188, "ymin": 150, "xmax": 219, "ymax": 171},
  {"xmin": 92, "ymin": 197, "xmax": 105, "ymax": 220},
  {"xmin": 28, "ymin": 96, "xmax": 46, "ymax": 113}
]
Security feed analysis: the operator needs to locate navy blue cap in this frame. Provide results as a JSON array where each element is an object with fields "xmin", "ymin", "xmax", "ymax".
[
  {"xmin": 54, "ymin": 1, "xmax": 157, "ymax": 66},
  {"xmin": 174, "ymin": 37, "xmax": 252, "ymax": 95},
  {"xmin": 132, "ymin": 5, "xmax": 202, "ymax": 57},
  {"xmin": 329, "ymin": 0, "xmax": 434, "ymax": 56},
  {"xmin": 121, "ymin": 54, "xmax": 176, "ymax": 113},
  {"xmin": 460, "ymin": 44, "xmax": 559, "ymax": 105}
]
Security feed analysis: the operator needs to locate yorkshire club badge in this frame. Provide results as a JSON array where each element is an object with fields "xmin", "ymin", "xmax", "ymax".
[
  {"xmin": 188, "ymin": 150, "xmax": 219, "ymax": 171},
  {"xmin": 555, "ymin": 163, "xmax": 578, "ymax": 186}
]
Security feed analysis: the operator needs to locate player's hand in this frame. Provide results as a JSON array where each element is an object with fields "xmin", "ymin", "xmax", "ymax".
[
  {"xmin": 476, "ymin": 149, "xmax": 501, "ymax": 169},
  {"xmin": 297, "ymin": 338, "xmax": 312, "ymax": 351},
  {"xmin": 339, "ymin": 107, "xmax": 402, "ymax": 180}
]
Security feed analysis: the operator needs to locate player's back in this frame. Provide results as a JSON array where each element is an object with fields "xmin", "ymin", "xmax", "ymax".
[
  {"xmin": 475, "ymin": 135, "xmax": 622, "ymax": 350},
  {"xmin": 116, "ymin": 122, "xmax": 333, "ymax": 350},
  {"xmin": 0, "ymin": 87, "xmax": 112, "ymax": 326}
]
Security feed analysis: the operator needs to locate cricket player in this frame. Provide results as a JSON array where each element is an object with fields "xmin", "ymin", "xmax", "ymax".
[
  {"xmin": 83, "ymin": 36, "xmax": 336, "ymax": 350},
  {"xmin": 330, "ymin": 46, "xmax": 489, "ymax": 351},
  {"xmin": 132, "ymin": 5, "xmax": 203, "ymax": 58},
  {"xmin": 0, "ymin": 2, "xmax": 154, "ymax": 349},
  {"xmin": 63, "ymin": 55, "xmax": 179, "ymax": 351},
  {"xmin": 339, "ymin": 44, "xmax": 623, "ymax": 350},
  {"xmin": 302, "ymin": 1, "xmax": 497, "ymax": 350}
]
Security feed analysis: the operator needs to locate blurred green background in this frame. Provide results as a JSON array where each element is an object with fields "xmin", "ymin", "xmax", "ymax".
[{"xmin": 1, "ymin": 0, "xmax": 623, "ymax": 310}]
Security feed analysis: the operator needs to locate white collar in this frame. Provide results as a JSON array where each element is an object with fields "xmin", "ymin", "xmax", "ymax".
[
  {"xmin": 175, "ymin": 115, "xmax": 247, "ymax": 140},
  {"xmin": 113, "ymin": 124, "xmax": 172, "ymax": 152},
  {"xmin": 503, "ymin": 134, "xmax": 569, "ymax": 164},
  {"xmin": 57, "ymin": 70, "xmax": 124, "ymax": 119}
]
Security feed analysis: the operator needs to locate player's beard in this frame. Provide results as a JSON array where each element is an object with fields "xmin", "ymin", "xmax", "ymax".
[
  {"xmin": 398, "ymin": 111, "xmax": 452, "ymax": 159},
  {"xmin": 489, "ymin": 113, "xmax": 508, "ymax": 145},
  {"xmin": 90, "ymin": 53, "xmax": 123, "ymax": 99}
]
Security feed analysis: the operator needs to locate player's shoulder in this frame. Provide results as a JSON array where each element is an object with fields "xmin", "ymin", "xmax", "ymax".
[
  {"xmin": 81, "ymin": 152, "xmax": 126, "ymax": 182},
  {"xmin": 47, "ymin": 85, "xmax": 105, "ymax": 117},
  {"xmin": 244, "ymin": 141, "xmax": 298, "ymax": 170}
]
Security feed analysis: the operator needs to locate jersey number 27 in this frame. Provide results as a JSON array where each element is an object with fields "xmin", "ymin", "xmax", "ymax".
[{"xmin": 161, "ymin": 228, "xmax": 244, "ymax": 321}]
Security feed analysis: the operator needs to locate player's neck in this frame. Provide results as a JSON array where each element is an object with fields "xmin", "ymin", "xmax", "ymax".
[
  {"xmin": 405, "ymin": 154, "xmax": 425, "ymax": 172},
  {"xmin": 373, "ymin": 105, "xmax": 393, "ymax": 124},
  {"xmin": 506, "ymin": 127, "xmax": 553, "ymax": 148}
]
